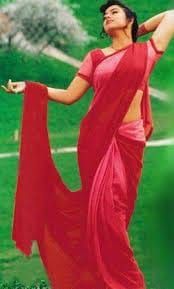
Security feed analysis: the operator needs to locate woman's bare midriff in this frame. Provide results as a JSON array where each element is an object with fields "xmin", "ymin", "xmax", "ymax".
[{"xmin": 122, "ymin": 89, "xmax": 144, "ymax": 123}]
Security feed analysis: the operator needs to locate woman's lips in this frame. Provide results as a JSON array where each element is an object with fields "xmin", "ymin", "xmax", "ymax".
[{"xmin": 106, "ymin": 20, "xmax": 114, "ymax": 24}]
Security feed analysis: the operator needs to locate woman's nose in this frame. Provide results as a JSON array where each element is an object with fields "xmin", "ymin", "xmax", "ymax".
[
  {"xmin": 106, "ymin": 15, "xmax": 114, "ymax": 22},
  {"xmin": 106, "ymin": 15, "xmax": 112, "ymax": 20},
  {"xmin": 106, "ymin": 18, "xmax": 114, "ymax": 24}
]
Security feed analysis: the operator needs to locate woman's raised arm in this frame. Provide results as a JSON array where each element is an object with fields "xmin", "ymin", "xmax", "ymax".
[{"xmin": 138, "ymin": 10, "xmax": 174, "ymax": 52}]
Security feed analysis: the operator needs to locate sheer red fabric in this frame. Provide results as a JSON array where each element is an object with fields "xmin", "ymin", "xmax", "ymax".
[{"xmin": 12, "ymin": 41, "xmax": 152, "ymax": 289}]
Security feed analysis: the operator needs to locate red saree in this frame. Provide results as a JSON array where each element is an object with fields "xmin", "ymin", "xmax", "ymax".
[{"xmin": 12, "ymin": 41, "xmax": 152, "ymax": 289}]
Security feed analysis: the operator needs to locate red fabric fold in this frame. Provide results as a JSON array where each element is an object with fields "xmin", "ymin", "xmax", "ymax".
[{"xmin": 12, "ymin": 81, "xmax": 51, "ymax": 255}]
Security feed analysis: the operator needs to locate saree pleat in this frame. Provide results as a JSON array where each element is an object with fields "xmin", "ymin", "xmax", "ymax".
[
  {"xmin": 85, "ymin": 119, "xmax": 146, "ymax": 289},
  {"xmin": 12, "ymin": 42, "xmax": 150, "ymax": 289}
]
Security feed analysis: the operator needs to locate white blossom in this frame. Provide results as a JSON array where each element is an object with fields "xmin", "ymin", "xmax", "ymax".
[{"xmin": 0, "ymin": 0, "xmax": 96, "ymax": 53}]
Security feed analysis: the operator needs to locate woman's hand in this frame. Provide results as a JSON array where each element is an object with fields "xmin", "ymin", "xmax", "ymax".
[{"xmin": 1, "ymin": 79, "xmax": 26, "ymax": 94}]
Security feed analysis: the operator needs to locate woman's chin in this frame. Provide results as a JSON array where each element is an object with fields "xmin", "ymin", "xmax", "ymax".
[
  {"xmin": 106, "ymin": 29, "xmax": 117, "ymax": 37},
  {"xmin": 106, "ymin": 26, "xmax": 119, "ymax": 34}
]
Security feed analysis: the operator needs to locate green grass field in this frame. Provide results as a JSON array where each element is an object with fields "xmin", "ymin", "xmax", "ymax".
[{"xmin": 0, "ymin": 0, "xmax": 174, "ymax": 288}]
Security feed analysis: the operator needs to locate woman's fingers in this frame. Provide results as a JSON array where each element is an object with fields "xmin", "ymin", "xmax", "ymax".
[
  {"xmin": 1, "ymin": 82, "xmax": 17, "ymax": 93},
  {"xmin": 7, "ymin": 79, "xmax": 16, "ymax": 91},
  {"xmin": 8, "ymin": 80, "xmax": 18, "ymax": 88},
  {"xmin": 1, "ymin": 80, "xmax": 25, "ymax": 93},
  {"xmin": 1, "ymin": 85, "xmax": 10, "ymax": 92},
  {"xmin": 7, "ymin": 79, "xmax": 19, "ymax": 93},
  {"xmin": 7, "ymin": 79, "xmax": 12, "ymax": 89}
]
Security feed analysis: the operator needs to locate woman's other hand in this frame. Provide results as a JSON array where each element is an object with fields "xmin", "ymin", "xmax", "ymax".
[{"xmin": 1, "ymin": 79, "xmax": 26, "ymax": 94}]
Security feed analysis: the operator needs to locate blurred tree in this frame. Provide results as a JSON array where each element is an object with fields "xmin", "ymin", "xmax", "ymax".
[{"xmin": 0, "ymin": 0, "xmax": 95, "ymax": 53}]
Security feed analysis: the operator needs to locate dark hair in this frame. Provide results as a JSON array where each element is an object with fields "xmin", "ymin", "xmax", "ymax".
[{"xmin": 99, "ymin": 0, "xmax": 139, "ymax": 42}]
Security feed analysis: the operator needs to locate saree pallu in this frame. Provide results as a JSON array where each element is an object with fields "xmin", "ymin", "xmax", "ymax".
[{"xmin": 12, "ymin": 41, "xmax": 150, "ymax": 289}]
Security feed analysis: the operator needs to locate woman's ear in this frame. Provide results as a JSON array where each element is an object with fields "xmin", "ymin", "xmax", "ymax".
[
  {"xmin": 126, "ymin": 17, "xmax": 134, "ymax": 30},
  {"xmin": 129, "ymin": 17, "xmax": 134, "ymax": 25}
]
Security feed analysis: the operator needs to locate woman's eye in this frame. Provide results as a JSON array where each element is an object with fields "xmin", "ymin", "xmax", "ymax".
[{"xmin": 103, "ymin": 11, "xmax": 118, "ymax": 20}]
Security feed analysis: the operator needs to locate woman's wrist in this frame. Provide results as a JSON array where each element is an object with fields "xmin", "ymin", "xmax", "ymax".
[
  {"xmin": 138, "ymin": 11, "xmax": 169, "ymax": 38},
  {"xmin": 137, "ymin": 23, "xmax": 149, "ymax": 37}
]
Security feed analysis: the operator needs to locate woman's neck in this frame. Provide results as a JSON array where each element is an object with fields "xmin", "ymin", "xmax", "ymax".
[{"xmin": 110, "ymin": 35, "xmax": 133, "ymax": 50}]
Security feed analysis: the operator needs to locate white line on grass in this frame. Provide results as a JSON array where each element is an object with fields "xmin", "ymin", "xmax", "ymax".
[
  {"xmin": 0, "ymin": 138, "xmax": 174, "ymax": 159},
  {"xmin": 147, "ymin": 137, "xmax": 174, "ymax": 147},
  {"xmin": 149, "ymin": 87, "xmax": 168, "ymax": 101}
]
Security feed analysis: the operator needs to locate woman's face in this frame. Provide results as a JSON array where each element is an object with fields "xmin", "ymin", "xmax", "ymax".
[{"xmin": 103, "ymin": 5, "xmax": 130, "ymax": 36}]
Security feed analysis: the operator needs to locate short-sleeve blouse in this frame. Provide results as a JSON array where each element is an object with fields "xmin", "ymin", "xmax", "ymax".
[{"xmin": 76, "ymin": 38, "xmax": 164, "ymax": 92}]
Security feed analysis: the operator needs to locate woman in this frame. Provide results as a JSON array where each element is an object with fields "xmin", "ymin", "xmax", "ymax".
[{"xmin": 2, "ymin": 1, "xmax": 174, "ymax": 288}]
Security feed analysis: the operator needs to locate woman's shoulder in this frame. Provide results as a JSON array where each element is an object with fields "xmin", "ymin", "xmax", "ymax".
[
  {"xmin": 147, "ymin": 37, "xmax": 165, "ymax": 55},
  {"xmin": 136, "ymin": 39, "xmax": 164, "ymax": 63},
  {"xmin": 138, "ymin": 38, "xmax": 165, "ymax": 54},
  {"xmin": 86, "ymin": 48, "xmax": 103, "ymax": 59},
  {"xmin": 83, "ymin": 48, "xmax": 100, "ymax": 58},
  {"xmin": 88, "ymin": 48, "xmax": 101, "ymax": 54}
]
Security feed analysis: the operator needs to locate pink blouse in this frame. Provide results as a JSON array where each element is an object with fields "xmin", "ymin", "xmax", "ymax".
[{"xmin": 76, "ymin": 38, "xmax": 164, "ymax": 93}]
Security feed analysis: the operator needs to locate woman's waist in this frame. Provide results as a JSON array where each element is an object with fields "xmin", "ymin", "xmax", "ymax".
[
  {"xmin": 121, "ymin": 90, "xmax": 144, "ymax": 123},
  {"xmin": 118, "ymin": 118, "xmax": 146, "ymax": 142}
]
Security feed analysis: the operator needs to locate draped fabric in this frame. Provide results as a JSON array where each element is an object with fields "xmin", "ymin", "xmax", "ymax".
[{"xmin": 12, "ymin": 41, "xmax": 151, "ymax": 289}]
